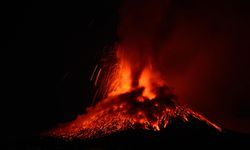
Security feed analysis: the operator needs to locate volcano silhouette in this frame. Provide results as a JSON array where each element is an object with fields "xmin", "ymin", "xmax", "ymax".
[
  {"xmin": 47, "ymin": 86, "xmax": 221, "ymax": 140},
  {"xmin": 37, "ymin": 86, "xmax": 249, "ymax": 150},
  {"xmin": 8, "ymin": 87, "xmax": 248, "ymax": 150}
]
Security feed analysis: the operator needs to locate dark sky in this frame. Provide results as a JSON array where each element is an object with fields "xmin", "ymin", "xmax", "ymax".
[
  {"xmin": 2, "ymin": 0, "xmax": 120, "ymax": 141},
  {"xmin": 2, "ymin": 0, "xmax": 250, "ymax": 142}
]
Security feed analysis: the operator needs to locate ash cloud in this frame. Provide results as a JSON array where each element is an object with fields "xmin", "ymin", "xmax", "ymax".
[{"xmin": 117, "ymin": 0, "xmax": 250, "ymax": 133}]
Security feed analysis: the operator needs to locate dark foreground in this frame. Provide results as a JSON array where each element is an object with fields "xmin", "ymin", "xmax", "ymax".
[{"xmin": 4, "ymin": 117, "xmax": 249, "ymax": 149}]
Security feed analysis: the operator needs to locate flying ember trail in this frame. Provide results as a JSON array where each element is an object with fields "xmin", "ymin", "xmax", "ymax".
[{"xmin": 46, "ymin": 46, "xmax": 222, "ymax": 140}]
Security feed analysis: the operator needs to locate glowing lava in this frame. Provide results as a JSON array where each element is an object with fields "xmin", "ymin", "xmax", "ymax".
[{"xmin": 46, "ymin": 46, "xmax": 222, "ymax": 140}]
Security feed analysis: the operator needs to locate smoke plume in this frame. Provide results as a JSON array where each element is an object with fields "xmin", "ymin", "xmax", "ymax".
[{"xmin": 117, "ymin": 0, "xmax": 250, "ymax": 133}]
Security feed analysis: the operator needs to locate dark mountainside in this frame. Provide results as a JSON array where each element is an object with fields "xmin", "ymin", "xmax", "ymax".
[{"xmin": 4, "ymin": 118, "xmax": 250, "ymax": 149}]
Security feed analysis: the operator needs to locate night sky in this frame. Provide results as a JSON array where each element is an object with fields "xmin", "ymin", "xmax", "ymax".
[
  {"xmin": 2, "ymin": 0, "xmax": 250, "ymax": 142},
  {"xmin": 3, "ymin": 0, "xmax": 120, "ymax": 141}
]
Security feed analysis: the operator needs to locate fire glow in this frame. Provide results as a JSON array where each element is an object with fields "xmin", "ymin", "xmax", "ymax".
[
  {"xmin": 108, "ymin": 46, "xmax": 164, "ymax": 100},
  {"xmin": 46, "ymin": 0, "xmax": 223, "ymax": 140},
  {"xmin": 47, "ymin": 45, "xmax": 222, "ymax": 140}
]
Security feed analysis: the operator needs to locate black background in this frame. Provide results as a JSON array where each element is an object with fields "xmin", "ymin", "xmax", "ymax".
[{"xmin": 2, "ymin": 0, "xmax": 120, "ymax": 141}]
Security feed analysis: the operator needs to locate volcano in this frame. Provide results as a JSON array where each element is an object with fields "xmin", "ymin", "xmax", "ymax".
[
  {"xmin": 41, "ymin": 82, "xmax": 247, "ymax": 149},
  {"xmin": 47, "ymin": 86, "xmax": 221, "ymax": 140},
  {"xmin": 44, "ymin": 1, "xmax": 225, "ymax": 143},
  {"xmin": 46, "ymin": 39, "xmax": 222, "ymax": 140}
]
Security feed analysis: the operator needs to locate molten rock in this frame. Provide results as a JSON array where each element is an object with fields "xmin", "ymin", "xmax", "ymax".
[{"xmin": 47, "ymin": 86, "xmax": 221, "ymax": 140}]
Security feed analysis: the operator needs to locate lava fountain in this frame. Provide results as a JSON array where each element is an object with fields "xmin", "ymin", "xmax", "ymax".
[
  {"xmin": 46, "ymin": 0, "xmax": 222, "ymax": 140},
  {"xmin": 46, "ymin": 45, "xmax": 221, "ymax": 140}
]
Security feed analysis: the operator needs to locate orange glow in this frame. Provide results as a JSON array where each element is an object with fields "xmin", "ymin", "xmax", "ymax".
[
  {"xmin": 108, "ymin": 46, "xmax": 165, "ymax": 100},
  {"xmin": 138, "ymin": 67, "xmax": 165, "ymax": 99},
  {"xmin": 46, "ymin": 45, "xmax": 222, "ymax": 140},
  {"xmin": 108, "ymin": 62, "xmax": 131, "ymax": 96}
]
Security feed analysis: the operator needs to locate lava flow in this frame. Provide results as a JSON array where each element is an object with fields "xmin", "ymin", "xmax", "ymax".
[{"xmin": 46, "ymin": 46, "xmax": 222, "ymax": 140}]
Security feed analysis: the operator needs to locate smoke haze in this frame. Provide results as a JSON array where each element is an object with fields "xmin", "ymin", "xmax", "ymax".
[{"xmin": 117, "ymin": 0, "xmax": 250, "ymax": 133}]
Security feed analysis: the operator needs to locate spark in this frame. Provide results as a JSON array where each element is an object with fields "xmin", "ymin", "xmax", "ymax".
[
  {"xmin": 94, "ymin": 68, "xmax": 102, "ymax": 86},
  {"xmin": 90, "ymin": 65, "xmax": 98, "ymax": 81}
]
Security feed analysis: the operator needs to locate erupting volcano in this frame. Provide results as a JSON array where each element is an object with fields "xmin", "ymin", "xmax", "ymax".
[
  {"xmin": 46, "ymin": 0, "xmax": 223, "ymax": 140},
  {"xmin": 47, "ymin": 45, "xmax": 221, "ymax": 140}
]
